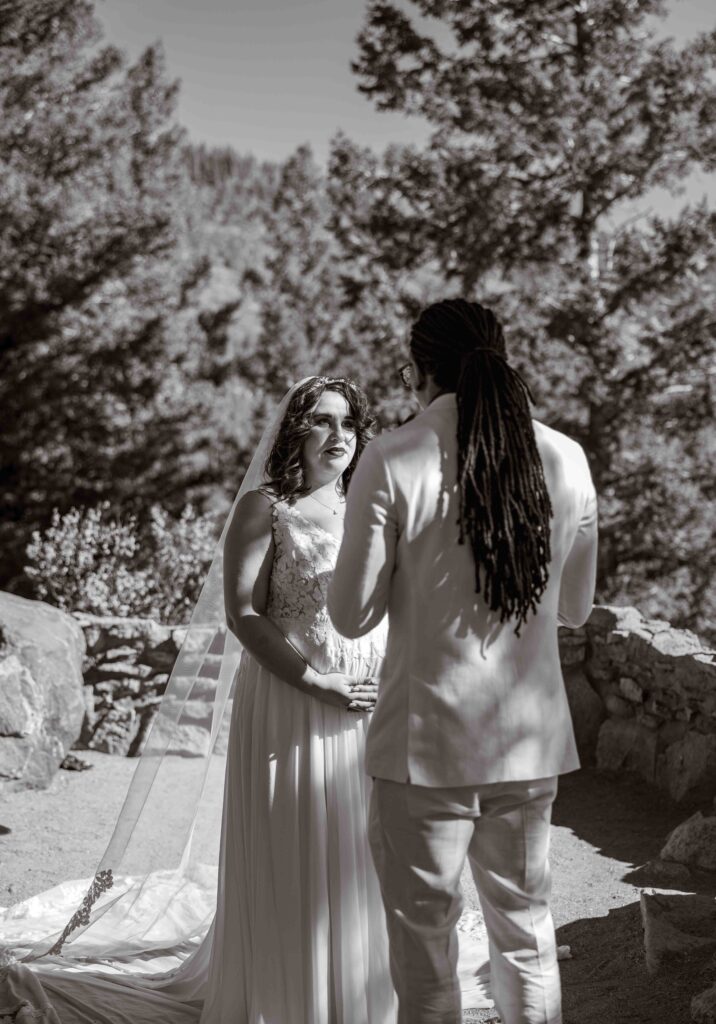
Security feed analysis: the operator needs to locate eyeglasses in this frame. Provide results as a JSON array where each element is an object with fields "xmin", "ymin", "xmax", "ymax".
[{"xmin": 398, "ymin": 362, "xmax": 413, "ymax": 390}]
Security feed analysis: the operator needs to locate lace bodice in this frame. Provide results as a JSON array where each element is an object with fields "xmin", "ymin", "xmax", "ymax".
[{"xmin": 266, "ymin": 501, "xmax": 385, "ymax": 673}]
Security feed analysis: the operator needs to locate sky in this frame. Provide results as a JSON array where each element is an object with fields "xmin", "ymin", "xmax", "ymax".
[{"xmin": 97, "ymin": 0, "xmax": 715, "ymax": 213}]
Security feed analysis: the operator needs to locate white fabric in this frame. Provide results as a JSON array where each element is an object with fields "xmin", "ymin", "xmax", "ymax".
[
  {"xmin": 2, "ymin": 381, "xmax": 308, "ymax": 972},
  {"xmin": 201, "ymin": 501, "xmax": 395, "ymax": 1023},
  {"xmin": 328, "ymin": 394, "xmax": 599, "ymax": 786},
  {"xmin": 0, "ymin": 380, "xmax": 311, "ymax": 1018},
  {"xmin": 369, "ymin": 776, "xmax": 561, "ymax": 1024},
  {"xmin": 0, "ymin": 424, "xmax": 494, "ymax": 1020}
]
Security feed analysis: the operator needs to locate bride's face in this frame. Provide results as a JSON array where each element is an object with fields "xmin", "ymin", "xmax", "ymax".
[{"xmin": 302, "ymin": 391, "xmax": 357, "ymax": 486}]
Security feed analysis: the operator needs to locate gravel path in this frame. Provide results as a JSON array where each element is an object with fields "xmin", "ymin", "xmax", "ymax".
[{"xmin": 1, "ymin": 759, "xmax": 714, "ymax": 1023}]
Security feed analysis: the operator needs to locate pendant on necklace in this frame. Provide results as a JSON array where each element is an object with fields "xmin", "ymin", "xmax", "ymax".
[{"xmin": 309, "ymin": 492, "xmax": 345, "ymax": 517}]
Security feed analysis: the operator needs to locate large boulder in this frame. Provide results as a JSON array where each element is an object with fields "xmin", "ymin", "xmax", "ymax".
[
  {"xmin": 596, "ymin": 716, "xmax": 659, "ymax": 780},
  {"xmin": 0, "ymin": 591, "xmax": 85, "ymax": 789},
  {"xmin": 657, "ymin": 733, "xmax": 716, "ymax": 804},
  {"xmin": 662, "ymin": 812, "xmax": 716, "ymax": 872},
  {"xmin": 640, "ymin": 892, "xmax": 716, "ymax": 975},
  {"xmin": 693, "ymin": 984, "xmax": 716, "ymax": 1023}
]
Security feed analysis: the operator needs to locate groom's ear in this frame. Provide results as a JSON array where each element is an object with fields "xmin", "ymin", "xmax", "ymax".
[{"xmin": 411, "ymin": 356, "xmax": 427, "ymax": 391}]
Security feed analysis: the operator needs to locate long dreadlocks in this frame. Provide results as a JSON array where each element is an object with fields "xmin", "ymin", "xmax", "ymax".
[{"xmin": 410, "ymin": 298, "xmax": 553, "ymax": 632}]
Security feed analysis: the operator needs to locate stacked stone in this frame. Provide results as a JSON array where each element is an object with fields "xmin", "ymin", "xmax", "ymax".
[
  {"xmin": 577, "ymin": 606, "xmax": 716, "ymax": 802},
  {"xmin": 71, "ymin": 606, "xmax": 716, "ymax": 800},
  {"xmin": 75, "ymin": 614, "xmax": 227, "ymax": 757}
]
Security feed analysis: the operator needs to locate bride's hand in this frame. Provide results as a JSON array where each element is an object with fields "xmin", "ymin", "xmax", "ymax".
[
  {"xmin": 347, "ymin": 675, "xmax": 379, "ymax": 712},
  {"xmin": 309, "ymin": 672, "xmax": 378, "ymax": 712}
]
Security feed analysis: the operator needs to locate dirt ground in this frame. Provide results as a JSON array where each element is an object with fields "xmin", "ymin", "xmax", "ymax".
[{"xmin": 2, "ymin": 758, "xmax": 715, "ymax": 1024}]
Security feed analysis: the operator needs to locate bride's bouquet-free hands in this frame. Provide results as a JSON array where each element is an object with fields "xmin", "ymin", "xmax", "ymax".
[
  {"xmin": 308, "ymin": 672, "xmax": 379, "ymax": 713},
  {"xmin": 347, "ymin": 675, "xmax": 379, "ymax": 713}
]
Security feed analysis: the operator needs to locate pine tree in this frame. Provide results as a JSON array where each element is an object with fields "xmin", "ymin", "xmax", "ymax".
[
  {"xmin": 0, "ymin": 0, "xmax": 197, "ymax": 585},
  {"xmin": 342, "ymin": 0, "xmax": 716, "ymax": 637},
  {"xmin": 235, "ymin": 146, "xmax": 348, "ymax": 395},
  {"xmin": 327, "ymin": 132, "xmax": 448, "ymax": 424}
]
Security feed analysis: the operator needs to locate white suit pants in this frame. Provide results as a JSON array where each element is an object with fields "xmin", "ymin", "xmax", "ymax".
[{"xmin": 369, "ymin": 775, "xmax": 561, "ymax": 1024}]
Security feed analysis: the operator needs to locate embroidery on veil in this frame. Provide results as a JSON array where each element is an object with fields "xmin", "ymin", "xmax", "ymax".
[
  {"xmin": 0, "ymin": 383, "xmax": 311, "ymax": 968},
  {"xmin": 47, "ymin": 870, "xmax": 114, "ymax": 956}
]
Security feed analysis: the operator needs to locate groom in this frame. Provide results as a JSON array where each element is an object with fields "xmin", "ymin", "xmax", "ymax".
[{"xmin": 328, "ymin": 299, "xmax": 598, "ymax": 1024}]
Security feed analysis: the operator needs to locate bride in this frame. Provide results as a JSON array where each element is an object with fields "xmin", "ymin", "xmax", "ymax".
[
  {"xmin": 204, "ymin": 375, "xmax": 394, "ymax": 1022},
  {"xmin": 0, "ymin": 376, "xmax": 491, "ymax": 1023}
]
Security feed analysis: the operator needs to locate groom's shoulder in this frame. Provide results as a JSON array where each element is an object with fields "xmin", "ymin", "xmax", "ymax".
[
  {"xmin": 360, "ymin": 417, "xmax": 446, "ymax": 500},
  {"xmin": 533, "ymin": 420, "xmax": 591, "ymax": 477},
  {"xmin": 371, "ymin": 411, "xmax": 439, "ymax": 461}
]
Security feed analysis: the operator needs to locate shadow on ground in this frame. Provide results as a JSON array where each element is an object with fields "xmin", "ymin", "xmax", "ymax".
[
  {"xmin": 553, "ymin": 769, "xmax": 716, "ymax": 1024},
  {"xmin": 559, "ymin": 902, "xmax": 716, "ymax": 1024},
  {"xmin": 552, "ymin": 768, "xmax": 702, "ymax": 868},
  {"xmin": 464, "ymin": 901, "xmax": 716, "ymax": 1024}
]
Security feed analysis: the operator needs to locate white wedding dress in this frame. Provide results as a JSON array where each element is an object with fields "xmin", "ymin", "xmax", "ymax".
[
  {"xmin": 201, "ymin": 500, "xmax": 396, "ymax": 1023},
  {"xmin": 0, "ymin": 500, "xmax": 491, "ymax": 1023}
]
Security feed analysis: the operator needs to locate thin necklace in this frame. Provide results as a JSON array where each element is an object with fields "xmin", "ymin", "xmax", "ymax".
[{"xmin": 308, "ymin": 491, "xmax": 345, "ymax": 517}]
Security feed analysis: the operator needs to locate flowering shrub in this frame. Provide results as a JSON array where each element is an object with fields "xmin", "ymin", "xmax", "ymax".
[
  {"xmin": 145, "ymin": 505, "xmax": 217, "ymax": 623},
  {"xmin": 25, "ymin": 502, "xmax": 217, "ymax": 623}
]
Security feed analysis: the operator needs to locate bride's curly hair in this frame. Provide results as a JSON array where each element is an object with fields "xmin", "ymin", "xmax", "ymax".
[{"xmin": 264, "ymin": 377, "xmax": 377, "ymax": 501}]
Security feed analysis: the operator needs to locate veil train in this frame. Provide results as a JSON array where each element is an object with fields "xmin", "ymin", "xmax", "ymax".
[{"xmin": 0, "ymin": 385, "xmax": 306, "ymax": 1019}]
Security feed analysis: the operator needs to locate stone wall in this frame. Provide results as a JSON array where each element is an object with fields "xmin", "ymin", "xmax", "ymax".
[
  {"xmin": 74, "ymin": 607, "xmax": 716, "ymax": 801},
  {"xmin": 74, "ymin": 613, "xmax": 225, "ymax": 757},
  {"xmin": 561, "ymin": 606, "xmax": 716, "ymax": 803}
]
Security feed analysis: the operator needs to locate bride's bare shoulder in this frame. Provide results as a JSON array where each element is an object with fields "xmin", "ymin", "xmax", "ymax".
[
  {"xmin": 228, "ymin": 488, "xmax": 276, "ymax": 537},
  {"xmin": 239, "ymin": 487, "xmax": 275, "ymax": 511}
]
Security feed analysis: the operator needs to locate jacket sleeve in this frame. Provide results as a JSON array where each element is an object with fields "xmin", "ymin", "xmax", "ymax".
[
  {"xmin": 558, "ymin": 448, "xmax": 599, "ymax": 629},
  {"xmin": 328, "ymin": 438, "xmax": 398, "ymax": 639}
]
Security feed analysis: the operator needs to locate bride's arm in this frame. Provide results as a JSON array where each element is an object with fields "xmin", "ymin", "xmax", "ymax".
[
  {"xmin": 223, "ymin": 490, "xmax": 372, "ymax": 709},
  {"xmin": 223, "ymin": 489, "xmax": 317, "ymax": 690}
]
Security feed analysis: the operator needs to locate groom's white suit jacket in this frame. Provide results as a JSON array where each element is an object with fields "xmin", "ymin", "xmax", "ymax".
[{"xmin": 328, "ymin": 393, "xmax": 598, "ymax": 787}]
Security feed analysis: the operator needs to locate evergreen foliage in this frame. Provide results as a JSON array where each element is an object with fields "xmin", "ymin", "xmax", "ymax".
[
  {"xmin": 345, "ymin": 0, "xmax": 716, "ymax": 638},
  {"xmin": 0, "ymin": 0, "xmax": 198, "ymax": 583},
  {"xmin": 2, "ymin": 0, "xmax": 713, "ymax": 638}
]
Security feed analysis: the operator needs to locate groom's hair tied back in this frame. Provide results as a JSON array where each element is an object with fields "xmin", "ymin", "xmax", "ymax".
[
  {"xmin": 410, "ymin": 298, "xmax": 553, "ymax": 633},
  {"xmin": 264, "ymin": 376, "xmax": 376, "ymax": 501}
]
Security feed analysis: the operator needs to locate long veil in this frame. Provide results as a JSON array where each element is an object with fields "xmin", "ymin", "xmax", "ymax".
[{"xmin": 0, "ymin": 380, "xmax": 309, "ymax": 971}]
